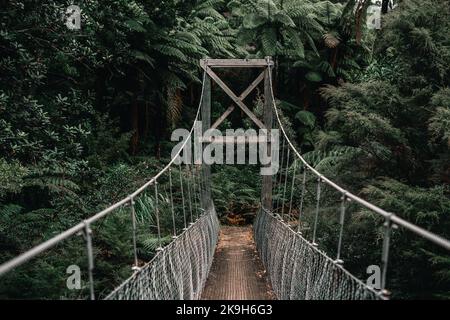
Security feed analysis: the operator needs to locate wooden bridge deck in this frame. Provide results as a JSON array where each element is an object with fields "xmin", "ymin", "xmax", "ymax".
[{"xmin": 201, "ymin": 226, "xmax": 275, "ymax": 300}]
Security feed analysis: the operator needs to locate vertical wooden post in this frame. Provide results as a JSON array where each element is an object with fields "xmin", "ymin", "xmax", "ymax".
[
  {"xmin": 201, "ymin": 74, "xmax": 212, "ymax": 211},
  {"xmin": 261, "ymin": 58, "xmax": 273, "ymax": 211}
]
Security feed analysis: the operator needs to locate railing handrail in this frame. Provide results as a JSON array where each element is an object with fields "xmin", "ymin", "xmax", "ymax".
[
  {"xmin": 266, "ymin": 59, "xmax": 450, "ymax": 251},
  {"xmin": 0, "ymin": 71, "xmax": 207, "ymax": 277}
]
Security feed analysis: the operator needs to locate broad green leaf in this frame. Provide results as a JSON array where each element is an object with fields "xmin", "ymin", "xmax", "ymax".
[
  {"xmin": 261, "ymin": 27, "xmax": 277, "ymax": 56},
  {"xmin": 295, "ymin": 110, "xmax": 316, "ymax": 128},
  {"xmin": 273, "ymin": 13, "xmax": 296, "ymax": 27},
  {"xmin": 243, "ymin": 13, "xmax": 266, "ymax": 29},
  {"xmin": 131, "ymin": 50, "xmax": 154, "ymax": 67},
  {"xmin": 125, "ymin": 19, "xmax": 146, "ymax": 33}
]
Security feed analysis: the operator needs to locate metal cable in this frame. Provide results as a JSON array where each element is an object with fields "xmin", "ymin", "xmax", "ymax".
[
  {"xmin": 130, "ymin": 198, "xmax": 139, "ymax": 267},
  {"xmin": 0, "ymin": 71, "xmax": 208, "ymax": 278},
  {"xmin": 281, "ymin": 147, "xmax": 290, "ymax": 219},
  {"xmin": 168, "ymin": 168, "xmax": 177, "ymax": 238},
  {"xmin": 154, "ymin": 180, "xmax": 162, "ymax": 250},
  {"xmin": 287, "ymin": 159, "xmax": 297, "ymax": 220},
  {"xmin": 266, "ymin": 62, "xmax": 450, "ymax": 251},
  {"xmin": 275, "ymin": 137, "xmax": 286, "ymax": 212},
  {"xmin": 186, "ymin": 165, "xmax": 194, "ymax": 224},
  {"xmin": 255, "ymin": 59, "xmax": 450, "ymax": 300},
  {"xmin": 83, "ymin": 221, "xmax": 95, "ymax": 300},
  {"xmin": 311, "ymin": 177, "xmax": 321, "ymax": 246},
  {"xmin": 297, "ymin": 168, "xmax": 307, "ymax": 234},
  {"xmin": 179, "ymin": 163, "xmax": 187, "ymax": 229}
]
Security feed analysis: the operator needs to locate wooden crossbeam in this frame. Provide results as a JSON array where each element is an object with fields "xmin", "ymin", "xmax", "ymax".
[
  {"xmin": 201, "ymin": 65, "xmax": 266, "ymax": 130},
  {"xmin": 210, "ymin": 71, "xmax": 265, "ymax": 130},
  {"xmin": 211, "ymin": 105, "xmax": 235, "ymax": 130},
  {"xmin": 200, "ymin": 59, "xmax": 273, "ymax": 68},
  {"xmin": 200, "ymin": 136, "xmax": 272, "ymax": 144}
]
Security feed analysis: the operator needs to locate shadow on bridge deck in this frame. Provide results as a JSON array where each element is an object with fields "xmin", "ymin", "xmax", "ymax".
[{"xmin": 201, "ymin": 226, "xmax": 275, "ymax": 300}]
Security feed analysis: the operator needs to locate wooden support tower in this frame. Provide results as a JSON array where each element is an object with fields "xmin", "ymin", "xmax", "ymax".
[{"xmin": 199, "ymin": 57, "xmax": 274, "ymax": 212}]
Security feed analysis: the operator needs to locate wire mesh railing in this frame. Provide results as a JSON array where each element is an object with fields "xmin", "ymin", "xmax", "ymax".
[
  {"xmin": 254, "ymin": 208, "xmax": 380, "ymax": 300},
  {"xmin": 0, "ymin": 72, "xmax": 217, "ymax": 300},
  {"xmin": 106, "ymin": 208, "xmax": 219, "ymax": 300},
  {"xmin": 258, "ymin": 61, "xmax": 450, "ymax": 299},
  {"xmin": 2, "ymin": 58, "xmax": 450, "ymax": 300}
]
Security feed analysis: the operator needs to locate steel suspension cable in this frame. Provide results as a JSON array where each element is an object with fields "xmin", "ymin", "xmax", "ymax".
[
  {"xmin": 263, "ymin": 59, "xmax": 450, "ymax": 298},
  {"xmin": 186, "ymin": 165, "xmax": 194, "ymax": 224},
  {"xmin": 179, "ymin": 163, "xmax": 187, "ymax": 229},
  {"xmin": 287, "ymin": 159, "xmax": 297, "ymax": 220},
  {"xmin": 154, "ymin": 180, "xmax": 162, "ymax": 250},
  {"xmin": 0, "ymin": 71, "xmax": 208, "ymax": 278},
  {"xmin": 265, "ymin": 60, "xmax": 450, "ymax": 251},
  {"xmin": 275, "ymin": 137, "xmax": 286, "ymax": 211},
  {"xmin": 168, "ymin": 168, "xmax": 177, "ymax": 238},
  {"xmin": 281, "ymin": 147, "xmax": 291, "ymax": 219},
  {"xmin": 191, "ymin": 165, "xmax": 199, "ymax": 219},
  {"xmin": 297, "ymin": 167, "xmax": 307, "ymax": 234}
]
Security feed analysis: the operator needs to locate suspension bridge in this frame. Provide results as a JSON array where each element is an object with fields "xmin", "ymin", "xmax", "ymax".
[{"xmin": 0, "ymin": 58, "xmax": 449, "ymax": 300}]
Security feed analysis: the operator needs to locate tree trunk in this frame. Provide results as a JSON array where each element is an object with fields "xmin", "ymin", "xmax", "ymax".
[
  {"xmin": 330, "ymin": 47, "xmax": 339, "ymax": 71},
  {"xmin": 355, "ymin": 0, "xmax": 370, "ymax": 45}
]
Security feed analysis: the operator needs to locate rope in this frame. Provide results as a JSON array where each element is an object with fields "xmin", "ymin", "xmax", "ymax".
[
  {"xmin": 254, "ymin": 208, "xmax": 380, "ymax": 300},
  {"xmin": 168, "ymin": 168, "xmax": 176, "ymax": 238},
  {"xmin": 0, "ymin": 71, "xmax": 213, "ymax": 300},
  {"xmin": 154, "ymin": 180, "xmax": 162, "ymax": 250},
  {"xmin": 179, "ymin": 163, "xmax": 187, "ymax": 229},
  {"xmin": 262, "ymin": 61, "xmax": 450, "ymax": 300},
  {"xmin": 281, "ymin": 146, "xmax": 290, "ymax": 219},
  {"xmin": 297, "ymin": 168, "xmax": 307, "ymax": 233},
  {"xmin": 311, "ymin": 177, "xmax": 321, "ymax": 246},
  {"xmin": 275, "ymin": 137, "xmax": 286, "ymax": 211},
  {"xmin": 130, "ymin": 198, "xmax": 139, "ymax": 267},
  {"xmin": 266, "ymin": 62, "xmax": 450, "ymax": 250},
  {"xmin": 287, "ymin": 159, "xmax": 297, "ymax": 220},
  {"xmin": 186, "ymin": 165, "xmax": 194, "ymax": 224},
  {"xmin": 335, "ymin": 195, "xmax": 347, "ymax": 264},
  {"xmin": 83, "ymin": 221, "xmax": 95, "ymax": 300},
  {"xmin": 106, "ymin": 209, "xmax": 219, "ymax": 300},
  {"xmin": 2, "ymin": 59, "xmax": 450, "ymax": 301}
]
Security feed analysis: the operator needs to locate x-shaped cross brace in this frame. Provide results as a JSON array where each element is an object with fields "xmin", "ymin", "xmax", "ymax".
[{"xmin": 200, "ymin": 63, "xmax": 266, "ymax": 130}]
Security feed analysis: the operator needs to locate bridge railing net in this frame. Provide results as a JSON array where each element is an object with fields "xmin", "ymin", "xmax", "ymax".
[
  {"xmin": 0, "ymin": 71, "xmax": 214, "ymax": 300},
  {"xmin": 254, "ymin": 209, "xmax": 379, "ymax": 300},
  {"xmin": 106, "ymin": 207, "xmax": 219, "ymax": 300},
  {"xmin": 260, "ymin": 60, "xmax": 450, "ymax": 299}
]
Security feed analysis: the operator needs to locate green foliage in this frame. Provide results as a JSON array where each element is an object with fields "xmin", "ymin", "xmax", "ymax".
[
  {"xmin": 212, "ymin": 166, "xmax": 260, "ymax": 219},
  {"xmin": 0, "ymin": 0, "xmax": 448, "ymax": 300},
  {"xmin": 312, "ymin": 0, "xmax": 450, "ymax": 299},
  {"xmin": 429, "ymin": 88, "xmax": 450, "ymax": 146},
  {"xmin": 230, "ymin": 0, "xmax": 323, "ymax": 59}
]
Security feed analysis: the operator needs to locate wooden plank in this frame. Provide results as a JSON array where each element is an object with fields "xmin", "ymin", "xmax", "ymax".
[
  {"xmin": 201, "ymin": 226, "xmax": 275, "ymax": 300},
  {"xmin": 202, "ymin": 66, "xmax": 266, "ymax": 130},
  {"xmin": 211, "ymin": 105, "xmax": 235, "ymax": 130},
  {"xmin": 200, "ymin": 59, "xmax": 273, "ymax": 68},
  {"xmin": 240, "ymin": 70, "xmax": 265, "ymax": 99},
  {"xmin": 261, "ymin": 68, "xmax": 273, "ymax": 211},
  {"xmin": 210, "ymin": 71, "xmax": 265, "ymax": 130},
  {"xmin": 200, "ymin": 135, "xmax": 272, "ymax": 144},
  {"xmin": 201, "ymin": 75, "xmax": 212, "ymax": 211}
]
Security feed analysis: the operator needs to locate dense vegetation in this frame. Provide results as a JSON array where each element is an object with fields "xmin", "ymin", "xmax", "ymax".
[{"xmin": 0, "ymin": 0, "xmax": 448, "ymax": 299}]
